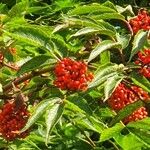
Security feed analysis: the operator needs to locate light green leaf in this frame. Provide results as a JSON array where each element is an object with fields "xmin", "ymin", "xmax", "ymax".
[
  {"xmin": 20, "ymin": 98, "xmax": 61, "ymax": 133},
  {"xmin": 91, "ymin": 13, "xmax": 125, "ymax": 21},
  {"xmin": 71, "ymin": 27, "xmax": 99, "ymax": 37},
  {"xmin": 129, "ymin": 30, "xmax": 148, "ymax": 61},
  {"xmin": 88, "ymin": 40, "xmax": 121, "ymax": 62},
  {"xmin": 88, "ymin": 64, "xmax": 124, "ymax": 88},
  {"xmin": 45, "ymin": 102, "xmax": 64, "ymax": 145},
  {"xmin": 100, "ymin": 123, "xmax": 124, "ymax": 142},
  {"xmin": 127, "ymin": 118, "xmax": 150, "ymax": 130},
  {"xmin": 104, "ymin": 75, "xmax": 124, "ymax": 101},
  {"xmin": 17, "ymin": 55, "xmax": 50, "ymax": 76},
  {"xmin": 68, "ymin": 4, "xmax": 116, "ymax": 15}
]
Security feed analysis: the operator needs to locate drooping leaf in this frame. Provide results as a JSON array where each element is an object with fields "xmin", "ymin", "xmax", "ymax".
[
  {"xmin": 17, "ymin": 55, "xmax": 50, "ymax": 76},
  {"xmin": 129, "ymin": 30, "xmax": 148, "ymax": 61},
  {"xmin": 20, "ymin": 98, "xmax": 61, "ymax": 133},
  {"xmin": 88, "ymin": 40, "xmax": 121, "ymax": 62},
  {"xmin": 100, "ymin": 123, "xmax": 124, "ymax": 142},
  {"xmin": 104, "ymin": 75, "xmax": 124, "ymax": 101},
  {"xmin": 110, "ymin": 101, "xmax": 144, "ymax": 126},
  {"xmin": 88, "ymin": 64, "xmax": 124, "ymax": 88},
  {"xmin": 45, "ymin": 102, "xmax": 64, "ymax": 145}
]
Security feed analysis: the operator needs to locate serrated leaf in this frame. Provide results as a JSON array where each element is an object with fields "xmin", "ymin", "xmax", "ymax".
[
  {"xmin": 110, "ymin": 101, "xmax": 144, "ymax": 126},
  {"xmin": 131, "ymin": 72, "xmax": 150, "ymax": 93},
  {"xmin": 20, "ymin": 98, "xmax": 61, "ymax": 133},
  {"xmin": 88, "ymin": 40, "xmax": 121, "ymax": 62},
  {"xmin": 100, "ymin": 123, "xmax": 124, "ymax": 142},
  {"xmin": 104, "ymin": 75, "xmax": 124, "ymax": 101},
  {"xmin": 88, "ymin": 64, "xmax": 124, "ymax": 88},
  {"xmin": 68, "ymin": 4, "xmax": 116, "ymax": 15},
  {"xmin": 127, "ymin": 118, "xmax": 150, "ymax": 130},
  {"xmin": 17, "ymin": 55, "xmax": 50, "ymax": 76},
  {"xmin": 45, "ymin": 102, "xmax": 64, "ymax": 145},
  {"xmin": 129, "ymin": 30, "xmax": 148, "ymax": 61}
]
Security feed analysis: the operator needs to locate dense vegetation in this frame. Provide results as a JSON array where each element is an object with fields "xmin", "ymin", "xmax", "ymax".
[{"xmin": 0, "ymin": 0, "xmax": 150, "ymax": 149}]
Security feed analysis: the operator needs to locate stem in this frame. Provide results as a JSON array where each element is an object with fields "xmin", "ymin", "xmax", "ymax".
[
  {"xmin": 3, "ymin": 67, "xmax": 54, "ymax": 93},
  {"xmin": 119, "ymin": 49, "xmax": 126, "ymax": 64}
]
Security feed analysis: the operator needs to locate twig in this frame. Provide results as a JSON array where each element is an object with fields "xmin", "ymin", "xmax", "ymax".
[{"xmin": 3, "ymin": 67, "xmax": 54, "ymax": 93}]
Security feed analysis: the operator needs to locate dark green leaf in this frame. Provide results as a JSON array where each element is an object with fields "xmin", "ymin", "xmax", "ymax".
[
  {"xmin": 131, "ymin": 72, "xmax": 150, "ymax": 93},
  {"xmin": 110, "ymin": 101, "xmax": 144, "ymax": 126},
  {"xmin": 17, "ymin": 55, "xmax": 50, "ymax": 76}
]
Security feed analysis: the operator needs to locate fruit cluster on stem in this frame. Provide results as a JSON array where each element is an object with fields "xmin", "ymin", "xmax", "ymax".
[
  {"xmin": 108, "ymin": 83, "xmax": 149, "ymax": 124},
  {"xmin": 54, "ymin": 58, "xmax": 93, "ymax": 91}
]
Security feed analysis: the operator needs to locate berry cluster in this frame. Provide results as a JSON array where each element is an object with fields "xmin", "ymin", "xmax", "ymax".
[
  {"xmin": 8, "ymin": 47, "xmax": 16, "ymax": 55},
  {"xmin": 0, "ymin": 102, "xmax": 29, "ymax": 141},
  {"xmin": 135, "ymin": 49, "xmax": 150, "ymax": 78},
  {"xmin": 108, "ymin": 83, "xmax": 149, "ymax": 124},
  {"xmin": 129, "ymin": 10, "xmax": 150, "ymax": 34},
  {"xmin": 54, "ymin": 58, "xmax": 93, "ymax": 91}
]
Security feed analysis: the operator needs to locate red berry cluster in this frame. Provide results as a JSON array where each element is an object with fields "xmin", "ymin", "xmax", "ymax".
[
  {"xmin": 135, "ymin": 49, "xmax": 150, "ymax": 78},
  {"xmin": 123, "ymin": 107, "xmax": 148, "ymax": 124},
  {"xmin": 54, "ymin": 58, "xmax": 93, "ymax": 91},
  {"xmin": 108, "ymin": 83, "xmax": 149, "ymax": 124},
  {"xmin": 0, "ymin": 102, "xmax": 29, "ymax": 141},
  {"xmin": 129, "ymin": 10, "xmax": 150, "ymax": 34}
]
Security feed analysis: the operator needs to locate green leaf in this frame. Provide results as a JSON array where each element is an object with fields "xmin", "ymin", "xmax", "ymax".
[
  {"xmin": 131, "ymin": 72, "xmax": 150, "ymax": 93},
  {"xmin": 104, "ymin": 75, "xmax": 124, "ymax": 101},
  {"xmin": 127, "ymin": 118, "xmax": 150, "ymax": 130},
  {"xmin": 110, "ymin": 101, "xmax": 144, "ymax": 126},
  {"xmin": 88, "ymin": 40, "xmax": 121, "ymax": 62},
  {"xmin": 129, "ymin": 30, "xmax": 148, "ymax": 61},
  {"xmin": 88, "ymin": 64, "xmax": 124, "ymax": 88},
  {"xmin": 114, "ymin": 133, "xmax": 144, "ymax": 150},
  {"xmin": 91, "ymin": 13, "xmax": 125, "ymax": 21},
  {"xmin": 8, "ymin": 1, "xmax": 28, "ymax": 18},
  {"xmin": 45, "ymin": 102, "xmax": 64, "ymax": 145},
  {"xmin": 68, "ymin": 96, "xmax": 93, "ymax": 115},
  {"xmin": 100, "ymin": 123, "xmax": 124, "ymax": 142},
  {"xmin": 17, "ymin": 55, "xmax": 50, "ymax": 76},
  {"xmin": 71, "ymin": 27, "xmax": 99, "ymax": 37},
  {"xmin": 20, "ymin": 98, "xmax": 61, "ymax": 133},
  {"xmin": 129, "ymin": 128, "xmax": 150, "ymax": 148},
  {"xmin": 100, "ymin": 51, "xmax": 110, "ymax": 64},
  {"xmin": 68, "ymin": 4, "xmax": 116, "ymax": 15}
]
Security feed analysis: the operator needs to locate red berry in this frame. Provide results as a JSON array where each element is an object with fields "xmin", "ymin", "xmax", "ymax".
[
  {"xmin": 0, "ymin": 102, "xmax": 30, "ymax": 141},
  {"xmin": 135, "ymin": 49, "xmax": 150, "ymax": 79},
  {"xmin": 54, "ymin": 58, "xmax": 93, "ymax": 91},
  {"xmin": 108, "ymin": 83, "xmax": 149, "ymax": 124},
  {"xmin": 129, "ymin": 10, "xmax": 150, "ymax": 34}
]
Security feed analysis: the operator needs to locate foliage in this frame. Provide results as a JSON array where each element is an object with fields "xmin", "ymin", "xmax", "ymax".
[{"xmin": 0, "ymin": 0, "xmax": 150, "ymax": 150}]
